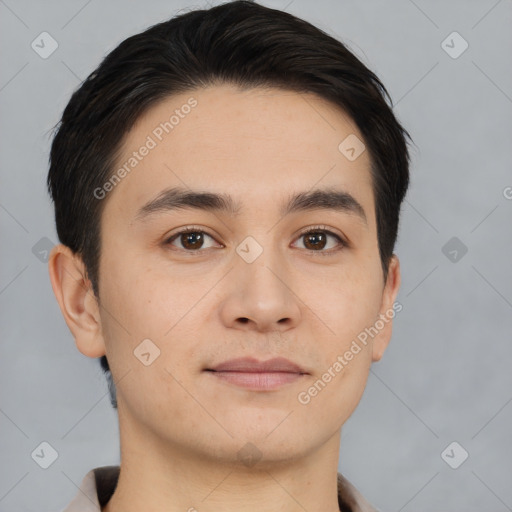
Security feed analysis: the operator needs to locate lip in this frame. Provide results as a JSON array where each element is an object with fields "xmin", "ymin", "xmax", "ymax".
[
  {"xmin": 204, "ymin": 357, "xmax": 308, "ymax": 391},
  {"xmin": 206, "ymin": 357, "xmax": 307, "ymax": 374}
]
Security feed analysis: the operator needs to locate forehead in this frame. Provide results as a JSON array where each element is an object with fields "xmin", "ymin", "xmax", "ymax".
[{"xmin": 102, "ymin": 84, "xmax": 374, "ymax": 225}]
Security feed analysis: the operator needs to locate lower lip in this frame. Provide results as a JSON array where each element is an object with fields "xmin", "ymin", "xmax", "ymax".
[{"xmin": 206, "ymin": 371, "xmax": 305, "ymax": 390}]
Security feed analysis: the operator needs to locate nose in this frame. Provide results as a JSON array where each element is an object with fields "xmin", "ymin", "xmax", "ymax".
[{"xmin": 218, "ymin": 249, "xmax": 302, "ymax": 333}]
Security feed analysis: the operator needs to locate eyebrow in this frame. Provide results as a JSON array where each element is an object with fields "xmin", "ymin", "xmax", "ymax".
[{"xmin": 133, "ymin": 186, "xmax": 367, "ymax": 225}]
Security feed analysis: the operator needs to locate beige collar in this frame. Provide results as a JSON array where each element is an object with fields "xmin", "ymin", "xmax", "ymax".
[{"xmin": 62, "ymin": 465, "xmax": 379, "ymax": 512}]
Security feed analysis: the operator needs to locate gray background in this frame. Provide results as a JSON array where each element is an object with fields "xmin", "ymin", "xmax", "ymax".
[{"xmin": 1, "ymin": 0, "xmax": 511, "ymax": 511}]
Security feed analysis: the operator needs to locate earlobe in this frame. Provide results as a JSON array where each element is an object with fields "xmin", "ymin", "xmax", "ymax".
[
  {"xmin": 371, "ymin": 254, "xmax": 401, "ymax": 362},
  {"xmin": 48, "ymin": 244, "xmax": 106, "ymax": 358}
]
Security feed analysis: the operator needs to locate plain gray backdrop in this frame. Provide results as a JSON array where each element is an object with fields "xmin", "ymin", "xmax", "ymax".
[{"xmin": 1, "ymin": 0, "xmax": 511, "ymax": 511}]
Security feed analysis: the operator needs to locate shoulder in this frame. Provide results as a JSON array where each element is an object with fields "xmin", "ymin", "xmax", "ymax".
[
  {"xmin": 60, "ymin": 465, "xmax": 120, "ymax": 512},
  {"xmin": 337, "ymin": 472, "xmax": 381, "ymax": 512}
]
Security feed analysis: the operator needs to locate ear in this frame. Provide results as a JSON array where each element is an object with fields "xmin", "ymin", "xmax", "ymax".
[
  {"xmin": 371, "ymin": 254, "xmax": 401, "ymax": 362},
  {"xmin": 48, "ymin": 244, "xmax": 106, "ymax": 358}
]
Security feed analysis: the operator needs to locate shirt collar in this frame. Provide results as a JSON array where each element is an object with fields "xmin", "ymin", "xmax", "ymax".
[{"xmin": 61, "ymin": 465, "xmax": 379, "ymax": 512}]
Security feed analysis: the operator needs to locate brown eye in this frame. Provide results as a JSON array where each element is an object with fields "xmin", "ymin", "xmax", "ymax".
[
  {"xmin": 165, "ymin": 229, "xmax": 219, "ymax": 252},
  {"xmin": 303, "ymin": 231, "xmax": 328, "ymax": 250},
  {"xmin": 164, "ymin": 226, "xmax": 346, "ymax": 255},
  {"xmin": 179, "ymin": 231, "xmax": 205, "ymax": 250},
  {"xmin": 294, "ymin": 228, "xmax": 346, "ymax": 255}
]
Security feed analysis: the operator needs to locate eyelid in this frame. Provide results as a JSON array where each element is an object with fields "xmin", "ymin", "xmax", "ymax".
[
  {"xmin": 164, "ymin": 225, "xmax": 222, "ymax": 249},
  {"xmin": 296, "ymin": 224, "xmax": 346, "ymax": 241},
  {"xmin": 293, "ymin": 224, "xmax": 348, "ymax": 252}
]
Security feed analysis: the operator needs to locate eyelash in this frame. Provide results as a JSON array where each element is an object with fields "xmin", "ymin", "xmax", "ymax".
[{"xmin": 164, "ymin": 225, "xmax": 347, "ymax": 256}]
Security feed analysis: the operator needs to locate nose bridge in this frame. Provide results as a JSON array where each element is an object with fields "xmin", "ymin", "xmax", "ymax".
[
  {"xmin": 237, "ymin": 231, "xmax": 287, "ymax": 299},
  {"xmin": 221, "ymin": 230, "xmax": 301, "ymax": 331}
]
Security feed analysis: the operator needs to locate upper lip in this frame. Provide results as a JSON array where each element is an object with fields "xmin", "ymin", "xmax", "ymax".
[{"xmin": 207, "ymin": 357, "xmax": 308, "ymax": 374}]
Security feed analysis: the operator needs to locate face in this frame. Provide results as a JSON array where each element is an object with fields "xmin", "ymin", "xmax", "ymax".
[{"xmin": 66, "ymin": 84, "xmax": 400, "ymax": 466}]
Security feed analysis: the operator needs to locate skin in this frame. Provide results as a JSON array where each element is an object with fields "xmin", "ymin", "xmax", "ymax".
[{"xmin": 48, "ymin": 84, "xmax": 400, "ymax": 512}]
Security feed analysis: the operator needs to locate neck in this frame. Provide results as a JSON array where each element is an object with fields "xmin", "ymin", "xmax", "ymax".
[{"xmin": 104, "ymin": 405, "xmax": 342, "ymax": 512}]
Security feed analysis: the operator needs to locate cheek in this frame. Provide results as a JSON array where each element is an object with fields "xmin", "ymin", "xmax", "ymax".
[
  {"xmin": 98, "ymin": 262, "xmax": 205, "ymax": 419},
  {"xmin": 297, "ymin": 342, "xmax": 372, "ymax": 430},
  {"xmin": 301, "ymin": 266, "xmax": 381, "ymax": 410},
  {"xmin": 307, "ymin": 265, "xmax": 383, "ymax": 346},
  {"xmin": 101, "ymin": 258, "xmax": 197, "ymax": 341},
  {"xmin": 99, "ymin": 258, "xmax": 209, "ymax": 374}
]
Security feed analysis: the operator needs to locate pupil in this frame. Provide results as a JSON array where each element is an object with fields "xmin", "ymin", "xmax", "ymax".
[
  {"xmin": 305, "ymin": 232, "xmax": 326, "ymax": 250},
  {"xmin": 183, "ymin": 232, "xmax": 203, "ymax": 249}
]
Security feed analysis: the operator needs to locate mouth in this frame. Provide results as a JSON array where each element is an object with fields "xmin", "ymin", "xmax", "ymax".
[{"xmin": 204, "ymin": 357, "xmax": 308, "ymax": 391}]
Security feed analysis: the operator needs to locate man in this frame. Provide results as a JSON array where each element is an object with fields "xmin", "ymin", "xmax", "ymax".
[{"xmin": 47, "ymin": 1, "xmax": 411, "ymax": 511}]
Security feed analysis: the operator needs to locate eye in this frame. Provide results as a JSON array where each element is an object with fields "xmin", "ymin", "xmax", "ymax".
[
  {"xmin": 292, "ymin": 226, "xmax": 347, "ymax": 255},
  {"xmin": 164, "ymin": 227, "xmax": 221, "ymax": 252},
  {"xmin": 164, "ymin": 225, "xmax": 347, "ymax": 255}
]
